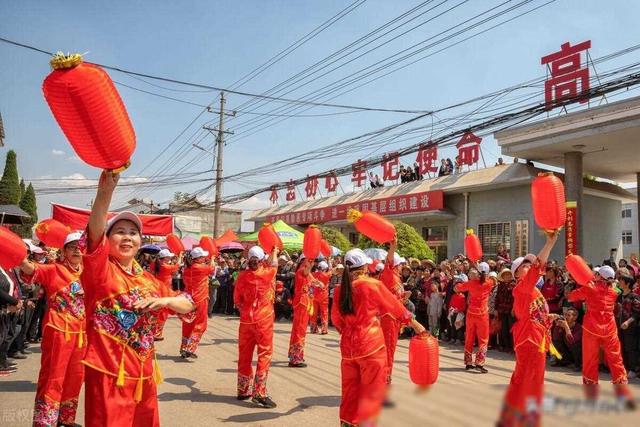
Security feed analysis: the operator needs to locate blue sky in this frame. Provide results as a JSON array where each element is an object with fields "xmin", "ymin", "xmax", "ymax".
[{"xmin": 1, "ymin": 0, "xmax": 639, "ymax": 224}]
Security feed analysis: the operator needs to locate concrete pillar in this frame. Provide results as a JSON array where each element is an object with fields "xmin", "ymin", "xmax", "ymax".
[{"xmin": 564, "ymin": 152, "xmax": 584, "ymax": 255}]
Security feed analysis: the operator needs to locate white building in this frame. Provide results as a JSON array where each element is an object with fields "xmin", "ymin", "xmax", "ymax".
[{"xmin": 622, "ymin": 198, "xmax": 638, "ymax": 259}]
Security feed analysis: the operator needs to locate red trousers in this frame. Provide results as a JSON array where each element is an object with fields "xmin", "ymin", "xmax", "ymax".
[
  {"xmin": 84, "ymin": 367, "xmax": 159, "ymax": 427},
  {"xmin": 181, "ymin": 299, "xmax": 208, "ymax": 354},
  {"xmin": 340, "ymin": 347, "xmax": 387, "ymax": 426},
  {"xmin": 310, "ymin": 297, "xmax": 328, "ymax": 334},
  {"xmin": 464, "ymin": 313, "xmax": 489, "ymax": 366},
  {"xmin": 380, "ymin": 315, "xmax": 399, "ymax": 385},
  {"xmin": 288, "ymin": 304, "xmax": 310, "ymax": 364},
  {"xmin": 498, "ymin": 342, "xmax": 545, "ymax": 427},
  {"xmin": 33, "ymin": 326, "xmax": 85, "ymax": 427},
  {"xmin": 237, "ymin": 315, "xmax": 274, "ymax": 398},
  {"xmin": 582, "ymin": 329, "xmax": 630, "ymax": 400}
]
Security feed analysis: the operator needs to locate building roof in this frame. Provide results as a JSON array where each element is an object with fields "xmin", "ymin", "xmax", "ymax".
[
  {"xmin": 495, "ymin": 95, "xmax": 640, "ymax": 183},
  {"xmin": 248, "ymin": 163, "xmax": 635, "ymax": 221},
  {"xmin": 0, "ymin": 204, "xmax": 30, "ymax": 225}
]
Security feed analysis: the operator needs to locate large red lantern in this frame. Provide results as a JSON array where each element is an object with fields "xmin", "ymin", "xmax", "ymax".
[
  {"xmin": 320, "ymin": 239, "xmax": 332, "ymax": 257},
  {"xmin": 0, "ymin": 226, "xmax": 28, "ymax": 269},
  {"xmin": 166, "ymin": 234, "xmax": 185, "ymax": 255},
  {"xmin": 565, "ymin": 254, "xmax": 594, "ymax": 287},
  {"xmin": 258, "ymin": 223, "xmax": 283, "ymax": 253},
  {"xmin": 303, "ymin": 225, "xmax": 322, "ymax": 260},
  {"xmin": 347, "ymin": 209, "xmax": 395, "ymax": 244},
  {"xmin": 464, "ymin": 229, "xmax": 483, "ymax": 262},
  {"xmin": 409, "ymin": 333, "xmax": 439, "ymax": 387},
  {"xmin": 199, "ymin": 236, "xmax": 219, "ymax": 257},
  {"xmin": 42, "ymin": 53, "xmax": 136, "ymax": 172},
  {"xmin": 531, "ymin": 172, "xmax": 566, "ymax": 231},
  {"xmin": 35, "ymin": 219, "xmax": 71, "ymax": 248}
]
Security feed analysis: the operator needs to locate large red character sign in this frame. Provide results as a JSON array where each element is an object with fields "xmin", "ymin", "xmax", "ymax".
[
  {"xmin": 382, "ymin": 152, "xmax": 400, "ymax": 182},
  {"xmin": 456, "ymin": 131, "xmax": 481, "ymax": 167},
  {"xmin": 351, "ymin": 159, "xmax": 367, "ymax": 187},
  {"xmin": 416, "ymin": 142, "xmax": 438, "ymax": 175},
  {"xmin": 325, "ymin": 172, "xmax": 339, "ymax": 193},
  {"xmin": 286, "ymin": 180, "xmax": 296, "ymax": 202},
  {"xmin": 305, "ymin": 175, "xmax": 319, "ymax": 199},
  {"xmin": 269, "ymin": 186, "xmax": 278, "ymax": 204},
  {"xmin": 541, "ymin": 40, "xmax": 591, "ymax": 110}
]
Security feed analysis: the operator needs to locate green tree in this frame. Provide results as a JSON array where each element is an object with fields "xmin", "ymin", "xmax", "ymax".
[
  {"xmin": 19, "ymin": 178, "xmax": 25, "ymax": 199},
  {"xmin": 0, "ymin": 150, "xmax": 21, "ymax": 204},
  {"xmin": 320, "ymin": 225, "xmax": 351, "ymax": 253},
  {"xmin": 357, "ymin": 221, "xmax": 435, "ymax": 260},
  {"xmin": 18, "ymin": 182, "xmax": 37, "ymax": 237}
]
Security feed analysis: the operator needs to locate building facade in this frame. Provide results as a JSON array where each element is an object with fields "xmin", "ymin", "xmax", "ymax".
[{"xmin": 622, "ymin": 201, "xmax": 638, "ymax": 259}]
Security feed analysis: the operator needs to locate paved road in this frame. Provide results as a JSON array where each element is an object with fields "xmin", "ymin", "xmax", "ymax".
[{"xmin": 1, "ymin": 315, "xmax": 638, "ymax": 426}]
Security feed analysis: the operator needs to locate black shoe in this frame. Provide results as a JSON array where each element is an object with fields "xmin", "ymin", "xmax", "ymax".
[
  {"xmin": 7, "ymin": 361, "xmax": 17, "ymax": 367},
  {"xmin": 180, "ymin": 351, "xmax": 189, "ymax": 359},
  {"xmin": 188, "ymin": 352, "xmax": 198, "ymax": 359},
  {"xmin": 20, "ymin": 349, "xmax": 31, "ymax": 355},
  {"xmin": 252, "ymin": 395, "xmax": 277, "ymax": 409},
  {"xmin": 8, "ymin": 353, "xmax": 27, "ymax": 360},
  {"xmin": 0, "ymin": 365, "xmax": 17, "ymax": 374},
  {"xmin": 382, "ymin": 398, "xmax": 396, "ymax": 408},
  {"xmin": 153, "ymin": 336, "xmax": 164, "ymax": 342},
  {"xmin": 237, "ymin": 394, "xmax": 251, "ymax": 401},
  {"xmin": 623, "ymin": 398, "xmax": 636, "ymax": 411},
  {"xmin": 475, "ymin": 365, "xmax": 488, "ymax": 374},
  {"xmin": 288, "ymin": 362, "xmax": 307, "ymax": 368},
  {"xmin": 465, "ymin": 365, "xmax": 474, "ymax": 371}
]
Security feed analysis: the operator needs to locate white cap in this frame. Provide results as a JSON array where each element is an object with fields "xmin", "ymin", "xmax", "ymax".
[
  {"xmin": 392, "ymin": 253, "xmax": 406, "ymax": 267},
  {"xmin": 318, "ymin": 261, "xmax": 329, "ymax": 271},
  {"xmin": 279, "ymin": 255, "xmax": 288, "ymax": 261},
  {"xmin": 158, "ymin": 249, "xmax": 175, "ymax": 258},
  {"xmin": 511, "ymin": 254, "xmax": 537, "ymax": 275},
  {"xmin": 248, "ymin": 246, "xmax": 266, "ymax": 260},
  {"xmin": 64, "ymin": 232, "xmax": 82, "ymax": 247},
  {"xmin": 478, "ymin": 262, "xmax": 490, "ymax": 273},
  {"xmin": 375, "ymin": 263, "xmax": 384, "ymax": 272},
  {"xmin": 597, "ymin": 265, "xmax": 615, "ymax": 280},
  {"xmin": 335, "ymin": 263, "xmax": 345, "ymax": 270},
  {"xmin": 344, "ymin": 248, "xmax": 373, "ymax": 269},
  {"xmin": 31, "ymin": 245, "xmax": 45, "ymax": 254},
  {"xmin": 190, "ymin": 247, "xmax": 209, "ymax": 258},
  {"xmin": 106, "ymin": 212, "xmax": 142, "ymax": 235},
  {"xmin": 488, "ymin": 271, "xmax": 498, "ymax": 279}
]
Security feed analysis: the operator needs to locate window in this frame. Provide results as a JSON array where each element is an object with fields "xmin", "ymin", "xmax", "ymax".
[
  {"xmin": 514, "ymin": 220, "xmax": 529, "ymax": 258},
  {"xmin": 622, "ymin": 231, "xmax": 633, "ymax": 245},
  {"xmin": 422, "ymin": 226, "xmax": 448, "ymax": 242},
  {"xmin": 622, "ymin": 208, "xmax": 632, "ymax": 218},
  {"xmin": 348, "ymin": 232, "xmax": 359, "ymax": 246},
  {"xmin": 478, "ymin": 222, "xmax": 511, "ymax": 259}
]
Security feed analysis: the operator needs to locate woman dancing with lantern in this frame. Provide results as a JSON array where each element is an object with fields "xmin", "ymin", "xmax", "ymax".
[
  {"xmin": 152, "ymin": 249, "xmax": 180, "ymax": 341},
  {"xmin": 332, "ymin": 248, "xmax": 425, "ymax": 426},
  {"xmin": 288, "ymin": 257, "xmax": 314, "ymax": 367},
  {"xmin": 311, "ymin": 260, "xmax": 332, "ymax": 334},
  {"xmin": 82, "ymin": 171, "xmax": 195, "ymax": 426},
  {"xmin": 20, "ymin": 232, "xmax": 85, "ymax": 426}
]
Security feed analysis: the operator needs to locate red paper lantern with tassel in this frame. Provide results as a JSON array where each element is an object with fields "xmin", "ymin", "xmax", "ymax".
[
  {"xmin": 199, "ymin": 236, "xmax": 219, "ymax": 257},
  {"xmin": 258, "ymin": 223, "xmax": 283, "ymax": 253},
  {"xmin": 166, "ymin": 234, "xmax": 185, "ymax": 255},
  {"xmin": 347, "ymin": 209, "xmax": 395, "ymax": 244},
  {"xmin": 42, "ymin": 53, "xmax": 136, "ymax": 172},
  {"xmin": 320, "ymin": 239, "xmax": 332, "ymax": 257},
  {"xmin": 35, "ymin": 219, "xmax": 71, "ymax": 248},
  {"xmin": 565, "ymin": 254, "xmax": 594, "ymax": 287},
  {"xmin": 303, "ymin": 225, "xmax": 322, "ymax": 260},
  {"xmin": 531, "ymin": 172, "xmax": 566, "ymax": 231},
  {"xmin": 0, "ymin": 226, "xmax": 28, "ymax": 269},
  {"xmin": 409, "ymin": 333, "xmax": 439, "ymax": 387},
  {"xmin": 464, "ymin": 229, "xmax": 483, "ymax": 262}
]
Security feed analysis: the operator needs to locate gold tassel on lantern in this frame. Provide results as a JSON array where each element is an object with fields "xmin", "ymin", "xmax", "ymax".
[
  {"xmin": 116, "ymin": 348, "xmax": 126, "ymax": 387},
  {"xmin": 549, "ymin": 342, "xmax": 563, "ymax": 360},
  {"xmin": 346, "ymin": 208, "xmax": 362, "ymax": 223}
]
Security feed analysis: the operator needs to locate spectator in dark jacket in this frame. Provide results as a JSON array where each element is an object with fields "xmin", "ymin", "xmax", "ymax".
[
  {"xmin": 617, "ymin": 275, "xmax": 640, "ymax": 378},
  {"xmin": 495, "ymin": 268, "xmax": 516, "ymax": 352},
  {"xmin": 551, "ymin": 307, "xmax": 582, "ymax": 370}
]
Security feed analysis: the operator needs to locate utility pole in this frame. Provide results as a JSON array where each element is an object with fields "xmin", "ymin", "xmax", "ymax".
[{"xmin": 203, "ymin": 92, "xmax": 235, "ymax": 237}]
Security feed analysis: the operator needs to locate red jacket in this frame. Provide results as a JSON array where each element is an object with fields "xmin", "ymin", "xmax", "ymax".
[
  {"xmin": 234, "ymin": 266, "xmax": 277, "ymax": 324},
  {"xmin": 455, "ymin": 279, "xmax": 495, "ymax": 316},
  {"xmin": 293, "ymin": 269, "xmax": 312, "ymax": 308},
  {"xmin": 312, "ymin": 271, "xmax": 331, "ymax": 303},
  {"xmin": 331, "ymin": 276, "xmax": 412, "ymax": 360},
  {"xmin": 511, "ymin": 264, "xmax": 551, "ymax": 349},
  {"xmin": 379, "ymin": 264, "xmax": 404, "ymax": 301},
  {"xmin": 568, "ymin": 280, "xmax": 618, "ymax": 337},
  {"xmin": 449, "ymin": 293, "xmax": 466, "ymax": 313},
  {"xmin": 183, "ymin": 263, "xmax": 215, "ymax": 304},
  {"xmin": 154, "ymin": 263, "xmax": 179, "ymax": 289}
]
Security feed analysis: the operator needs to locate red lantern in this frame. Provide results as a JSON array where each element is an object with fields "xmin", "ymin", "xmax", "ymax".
[
  {"xmin": 199, "ymin": 236, "xmax": 219, "ymax": 257},
  {"xmin": 0, "ymin": 226, "xmax": 28, "ymax": 269},
  {"xmin": 565, "ymin": 254, "xmax": 594, "ymax": 287},
  {"xmin": 42, "ymin": 53, "xmax": 136, "ymax": 172},
  {"xmin": 166, "ymin": 234, "xmax": 185, "ymax": 255},
  {"xmin": 303, "ymin": 225, "xmax": 322, "ymax": 260},
  {"xmin": 346, "ymin": 209, "xmax": 395, "ymax": 244},
  {"xmin": 464, "ymin": 229, "xmax": 483, "ymax": 262},
  {"xmin": 531, "ymin": 172, "xmax": 566, "ymax": 231},
  {"xmin": 409, "ymin": 333, "xmax": 439, "ymax": 387},
  {"xmin": 35, "ymin": 219, "xmax": 71, "ymax": 248},
  {"xmin": 258, "ymin": 223, "xmax": 283, "ymax": 253},
  {"xmin": 320, "ymin": 239, "xmax": 332, "ymax": 257},
  {"xmin": 215, "ymin": 229, "xmax": 239, "ymax": 246}
]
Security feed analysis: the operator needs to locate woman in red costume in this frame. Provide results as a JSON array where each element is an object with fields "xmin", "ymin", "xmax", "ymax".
[
  {"xmin": 378, "ymin": 237, "xmax": 406, "ymax": 397},
  {"xmin": 332, "ymin": 248, "xmax": 425, "ymax": 427},
  {"xmin": 82, "ymin": 171, "xmax": 196, "ymax": 427},
  {"xmin": 180, "ymin": 247, "xmax": 215, "ymax": 359},
  {"xmin": 152, "ymin": 249, "xmax": 180, "ymax": 341},
  {"xmin": 20, "ymin": 232, "xmax": 85, "ymax": 427},
  {"xmin": 311, "ymin": 260, "xmax": 332, "ymax": 334},
  {"xmin": 497, "ymin": 231, "xmax": 559, "ymax": 427},
  {"xmin": 234, "ymin": 245, "xmax": 278, "ymax": 408},
  {"xmin": 567, "ymin": 265, "xmax": 635, "ymax": 408},
  {"xmin": 288, "ymin": 257, "xmax": 314, "ymax": 367},
  {"xmin": 454, "ymin": 261, "xmax": 496, "ymax": 373}
]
